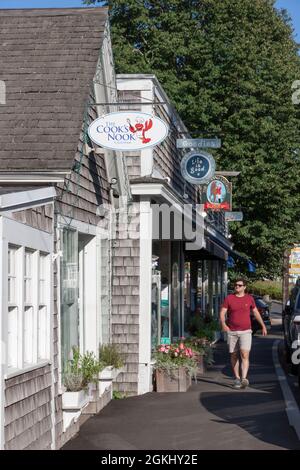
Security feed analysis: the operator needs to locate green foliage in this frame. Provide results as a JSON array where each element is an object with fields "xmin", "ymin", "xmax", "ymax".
[
  {"xmin": 112, "ymin": 390, "xmax": 127, "ymax": 399},
  {"xmin": 63, "ymin": 346, "xmax": 103, "ymax": 391},
  {"xmin": 248, "ymin": 280, "xmax": 282, "ymax": 300},
  {"xmin": 99, "ymin": 343, "xmax": 125, "ymax": 369},
  {"xmin": 84, "ymin": 0, "xmax": 300, "ymax": 278},
  {"xmin": 183, "ymin": 337, "xmax": 214, "ymax": 365},
  {"xmin": 188, "ymin": 316, "xmax": 220, "ymax": 342}
]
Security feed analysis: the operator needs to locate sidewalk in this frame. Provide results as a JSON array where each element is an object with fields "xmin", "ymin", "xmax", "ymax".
[{"xmin": 63, "ymin": 319, "xmax": 300, "ymax": 450}]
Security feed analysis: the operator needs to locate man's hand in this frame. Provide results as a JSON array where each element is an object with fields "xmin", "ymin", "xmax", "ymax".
[
  {"xmin": 221, "ymin": 324, "xmax": 231, "ymax": 333},
  {"xmin": 262, "ymin": 325, "xmax": 267, "ymax": 336}
]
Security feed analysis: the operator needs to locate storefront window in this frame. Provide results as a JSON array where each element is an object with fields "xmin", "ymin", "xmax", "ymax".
[{"xmin": 61, "ymin": 228, "xmax": 79, "ymax": 371}]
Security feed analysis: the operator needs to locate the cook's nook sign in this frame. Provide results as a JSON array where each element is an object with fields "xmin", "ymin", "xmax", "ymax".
[{"xmin": 88, "ymin": 112, "xmax": 169, "ymax": 151}]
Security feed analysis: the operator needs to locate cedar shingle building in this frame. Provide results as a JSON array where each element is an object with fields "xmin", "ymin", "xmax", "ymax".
[{"xmin": 0, "ymin": 8, "xmax": 232, "ymax": 450}]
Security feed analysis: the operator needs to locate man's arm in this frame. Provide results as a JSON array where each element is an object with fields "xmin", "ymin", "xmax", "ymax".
[
  {"xmin": 220, "ymin": 307, "xmax": 230, "ymax": 332},
  {"xmin": 252, "ymin": 307, "xmax": 267, "ymax": 336}
]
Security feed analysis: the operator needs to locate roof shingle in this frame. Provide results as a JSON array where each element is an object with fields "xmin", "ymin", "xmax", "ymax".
[{"xmin": 0, "ymin": 7, "xmax": 108, "ymax": 172}]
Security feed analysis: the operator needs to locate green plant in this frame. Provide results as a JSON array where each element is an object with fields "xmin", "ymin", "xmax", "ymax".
[
  {"xmin": 99, "ymin": 343, "xmax": 124, "ymax": 370},
  {"xmin": 63, "ymin": 346, "xmax": 103, "ymax": 391},
  {"xmin": 153, "ymin": 342, "xmax": 198, "ymax": 378},
  {"xmin": 248, "ymin": 280, "xmax": 282, "ymax": 301},
  {"xmin": 113, "ymin": 391, "xmax": 127, "ymax": 400},
  {"xmin": 188, "ymin": 316, "xmax": 219, "ymax": 342},
  {"xmin": 183, "ymin": 337, "xmax": 214, "ymax": 365}
]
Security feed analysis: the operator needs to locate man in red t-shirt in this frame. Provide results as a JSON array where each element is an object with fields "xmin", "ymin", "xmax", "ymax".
[{"xmin": 220, "ymin": 278, "xmax": 267, "ymax": 389}]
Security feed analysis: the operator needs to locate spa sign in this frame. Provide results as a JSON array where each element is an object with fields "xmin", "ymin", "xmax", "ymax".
[
  {"xmin": 88, "ymin": 111, "xmax": 169, "ymax": 151},
  {"xmin": 200, "ymin": 175, "xmax": 232, "ymax": 211}
]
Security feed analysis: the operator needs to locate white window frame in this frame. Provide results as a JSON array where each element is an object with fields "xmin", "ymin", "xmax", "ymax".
[{"xmin": 0, "ymin": 216, "xmax": 53, "ymax": 376}]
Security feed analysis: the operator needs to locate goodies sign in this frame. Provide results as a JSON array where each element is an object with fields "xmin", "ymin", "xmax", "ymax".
[{"xmin": 88, "ymin": 112, "xmax": 169, "ymax": 151}]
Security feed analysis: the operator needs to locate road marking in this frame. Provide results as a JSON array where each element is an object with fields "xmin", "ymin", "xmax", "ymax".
[{"xmin": 272, "ymin": 339, "xmax": 300, "ymax": 440}]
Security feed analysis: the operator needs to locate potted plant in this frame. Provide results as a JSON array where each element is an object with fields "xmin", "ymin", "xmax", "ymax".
[
  {"xmin": 98, "ymin": 343, "xmax": 125, "ymax": 395},
  {"xmin": 62, "ymin": 347, "xmax": 103, "ymax": 410},
  {"xmin": 153, "ymin": 342, "xmax": 198, "ymax": 392}
]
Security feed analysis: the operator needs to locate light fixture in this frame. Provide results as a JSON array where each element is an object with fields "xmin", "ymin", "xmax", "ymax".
[{"xmin": 110, "ymin": 177, "xmax": 118, "ymax": 186}]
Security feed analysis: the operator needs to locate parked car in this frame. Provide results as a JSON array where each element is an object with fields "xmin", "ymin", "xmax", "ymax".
[
  {"xmin": 251, "ymin": 296, "xmax": 271, "ymax": 335},
  {"xmin": 282, "ymin": 282, "xmax": 300, "ymax": 378}
]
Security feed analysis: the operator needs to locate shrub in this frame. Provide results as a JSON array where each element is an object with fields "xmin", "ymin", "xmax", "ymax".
[
  {"xmin": 99, "ymin": 343, "xmax": 124, "ymax": 369},
  {"xmin": 188, "ymin": 316, "xmax": 219, "ymax": 342},
  {"xmin": 63, "ymin": 346, "xmax": 103, "ymax": 391},
  {"xmin": 248, "ymin": 280, "xmax": 282, "ymax": 301}
]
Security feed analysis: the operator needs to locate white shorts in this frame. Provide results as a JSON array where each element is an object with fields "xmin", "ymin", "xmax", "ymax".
[{"xmin": 227, "ymin": 330, "xmax": 252, "ymax": 353}]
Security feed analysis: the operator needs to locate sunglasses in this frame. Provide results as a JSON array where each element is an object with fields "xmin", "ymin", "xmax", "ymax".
[{"xmin": 235, "ymin": 283, "xmax": 244, "ymax": 287}]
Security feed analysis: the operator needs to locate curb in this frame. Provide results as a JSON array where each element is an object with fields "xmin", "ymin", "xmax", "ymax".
[{"xmin": 272, "ymin": 340, "xmax": 300, "ymax": 440}]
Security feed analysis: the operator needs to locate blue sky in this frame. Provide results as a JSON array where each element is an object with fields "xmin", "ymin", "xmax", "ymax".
[{"xmin": 0, "ymin": 0, "xmax": 299, "ymax": 40}]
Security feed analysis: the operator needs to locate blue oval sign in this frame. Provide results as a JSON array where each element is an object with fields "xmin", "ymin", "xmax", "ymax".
[{"xmin": 180, "ymin": 151, "xmax": 215, "ymax": 185}]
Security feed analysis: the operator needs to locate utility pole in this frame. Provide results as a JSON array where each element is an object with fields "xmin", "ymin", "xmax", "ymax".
[{"xmin": 282, "ymin": 248, "xmax": 290, "ymax": 311}]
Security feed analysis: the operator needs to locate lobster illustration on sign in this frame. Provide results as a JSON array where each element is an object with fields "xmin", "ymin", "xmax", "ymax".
[{"xmin": 127, "ymin": 117, "xmax": 153, "ymax": 144}]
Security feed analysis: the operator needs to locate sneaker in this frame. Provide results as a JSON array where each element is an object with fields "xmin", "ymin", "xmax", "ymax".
[
  {"xmin": 241, "ymin": 378, "xmax": 249, "ymax": 389},
  {"xmin": 233, "ymin": 378, "xmax": 241, "ymax": 389}
]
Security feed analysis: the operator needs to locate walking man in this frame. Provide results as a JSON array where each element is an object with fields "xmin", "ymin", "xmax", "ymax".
[{"xmin": 220, "ymin": 278, "xmax": 267, "ymax": 389}]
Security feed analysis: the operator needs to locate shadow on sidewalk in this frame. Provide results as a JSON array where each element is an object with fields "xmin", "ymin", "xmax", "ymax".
[{"xmin": 198, "ymin": 324, "xmax": 300, "ymax": 449}]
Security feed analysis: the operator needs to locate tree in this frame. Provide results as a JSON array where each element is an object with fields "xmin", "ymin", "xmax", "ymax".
[{"xmin": 84, "ymin": 0, "xmax": 300, "ymax": 278}]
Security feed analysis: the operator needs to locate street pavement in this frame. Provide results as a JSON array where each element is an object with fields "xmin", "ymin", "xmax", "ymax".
[{"xmin": 63, "ymin": 305, "xmax": 300, "ymax": 450}]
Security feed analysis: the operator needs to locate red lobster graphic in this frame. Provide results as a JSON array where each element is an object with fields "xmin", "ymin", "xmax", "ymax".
[{"xmin": 127, "ymin": 117, "xmax": 153, "ymax": 144}]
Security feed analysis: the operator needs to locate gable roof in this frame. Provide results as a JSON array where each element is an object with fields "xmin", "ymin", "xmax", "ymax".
[{"xmin": 0, "ymin": 7, "xmax": 108, "ymax": 174}]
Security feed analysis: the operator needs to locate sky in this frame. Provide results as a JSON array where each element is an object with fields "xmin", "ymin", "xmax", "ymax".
[{"xmin": 0, "ymin": 0, "xmax": 299, "ymax": 40}]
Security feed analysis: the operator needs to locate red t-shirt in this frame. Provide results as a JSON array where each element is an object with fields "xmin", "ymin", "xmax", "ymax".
[{"xmin": 221, "ymin": 294, "xmax": 255, "ymax": 331}]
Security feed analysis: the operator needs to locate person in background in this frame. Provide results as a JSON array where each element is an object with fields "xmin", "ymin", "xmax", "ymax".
[{"xmin": 220, "ymin": 278, "xmax": 267, "ymax": 389}]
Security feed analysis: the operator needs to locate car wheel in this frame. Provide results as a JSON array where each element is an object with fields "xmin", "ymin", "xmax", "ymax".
[
  {"xmin": 291, "ymin": 362, "xmax": 299, "ymax": 376},
  {"xmin": 284, "ymin": 340, "xmax": 292, "ymax": 363}
]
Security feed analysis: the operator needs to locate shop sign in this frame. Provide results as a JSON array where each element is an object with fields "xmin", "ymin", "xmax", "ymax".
[
  {"xmin": 88, "ymin": 111, "xmax": 169, "ymax": 151},
  {"xmin": 200, "ymin": 175, "xmax": 232, "ymax": 211},
  {"xmin": 176, "ymin": 138, "xmax": 221, "ymax": 149},
  {"xmin": 289, "ymin": 246, "xmax": 300, "ymax": 275},
  {"xmin": 225, "ymin": 211, "xmax": 243, "ymax": 222},
  {"xmin": 180, "ymin": 151, "xmax": 215, "ymax": 185}
]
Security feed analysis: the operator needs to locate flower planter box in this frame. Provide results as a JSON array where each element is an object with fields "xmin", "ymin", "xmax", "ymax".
[
  {"xmin": 62, "ymin": 389, "xmax": 89, "ymax": 410},
  {"xmin": 196, "ymin": 355, "xmax": 207, "ymax": 375},
  {"xmin": 99, "ymin": 365, "xmax": 125, "ymax": 381},
  {"xmin": 155, "ymin": 367, "xmax": 191, "ymax": 392},
  {"xmin": 98, "ymin": 366, "xmax": 125, "ymax": 397}
]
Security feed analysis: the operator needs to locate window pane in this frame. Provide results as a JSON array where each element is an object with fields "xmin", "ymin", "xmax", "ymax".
[
  {"xmin": 24, "ymin": 306, "xmax": 34, "ymax": 364},
  {"xmin": 8, "ymin": 307, "xmax": 18, "ymax": 368},
  {"xmin": 61, "ymin": 228, "xmax": 79, "ymax": 371},
  {"xmin": 25, "ymin": 279, "xmax": 32, "ymax": 303},
  {"xmin": 39, "ymin": 280, "xmax": 45, "ymax": 305},
  {"xmin": 38, "ymin": 306, "xmax": 47, "ymax": 360},
  {"xmin": 25, "ymin": 251, "xmax": 32, "ymax": 277}
]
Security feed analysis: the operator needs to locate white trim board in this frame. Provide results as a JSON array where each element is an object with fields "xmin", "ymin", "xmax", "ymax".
[
  {"xmin": 0, "ymin": 187, "xmax": 56, "ymax": 212},
  {"xmin": 1, "ymin": 216, "xmax": 53, "ymax": 253}
]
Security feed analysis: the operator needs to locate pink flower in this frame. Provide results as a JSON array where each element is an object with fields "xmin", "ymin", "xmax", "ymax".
[
  {"xmin": 179, "ymin": 343, "xmax": 185, "ymax": 350},
  {"xmin": 159, "ymin": 346, "xmax": 165, "ymax": 352}
]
